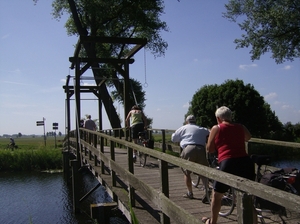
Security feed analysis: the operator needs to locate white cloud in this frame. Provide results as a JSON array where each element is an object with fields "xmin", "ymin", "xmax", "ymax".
[
  {"xmin": 183, "ymin": 102, "xmax": 189, "ymax": 108},
  {"xmin": 239, "ymin": 64, "xmax": 258, "ymax": 70},
  {"xmin": 281, "ymin": 104, "xmax": 292, "ymax": 110},
  {"xmin": 2, "ymin": 80, "xmax": 32, "ymax": 86},
  {"xmin": 274, "ymin": 101, "xmax": 281, "ymax": 105},
  {"xmin": 2, "ymin": 34, "xmax": 10, "ymax": 39},
  {"xmin": 283, "ymin": 65, "xmax": 291, "ymax": 70},
  {"xmin": 264, "ymin": 92, "xmax": 277, "ymax": 100}
]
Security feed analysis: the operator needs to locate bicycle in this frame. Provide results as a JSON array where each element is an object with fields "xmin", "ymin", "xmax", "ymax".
[
  {"xmin": 6, "ymin": 144, "xmax": 18, "ymax": 150},
  {"xmin": 136, "ymin": 131, "xmax": 149, "ymax": 167},
  {"xmin": 191, "ymin": 153, "xmax": 224, "ymax": 208},
  {"xmin": 252, "ymin": 155, "xmax": 299, "ymax": 223},
  {"xmin": 213, "ymin": 154, "xmax": 299, "ymax": 222}
]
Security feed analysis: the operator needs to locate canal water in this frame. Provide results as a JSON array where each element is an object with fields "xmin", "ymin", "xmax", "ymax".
[
  {"xmin": 0, "ymin": 169, "xmax": 129, "ymax": 224},
  {"xmin": 0, "ymin": 160, "xmax": 299, "ymax": 224}
]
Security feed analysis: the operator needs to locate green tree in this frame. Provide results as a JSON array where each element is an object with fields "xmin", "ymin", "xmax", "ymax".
[
  {"xmin": 186, "ymin": 79, "xmax": 283, "ymax": 139},
  {"xmin": 223, "ymin": 0, "xmax": 300, "ymax": 63},
  {"xmin": 38, "ymin": 0, "xmax": 168, "ymax": 129}
]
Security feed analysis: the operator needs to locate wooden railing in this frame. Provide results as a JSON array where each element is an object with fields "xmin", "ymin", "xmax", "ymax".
[{"xmin": 64, "ymin": 128, "xmax": 300, "ymax": 224}]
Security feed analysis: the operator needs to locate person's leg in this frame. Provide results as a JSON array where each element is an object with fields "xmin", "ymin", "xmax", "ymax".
[
  {"xmin": 200, "ymin": 175, "xmax": 208, "ymax": 189},
  {"xmin": 133, "ymin": 138, "xmax": 138, "ymax": 155},
  {"xmin": 183, "ymin": 171, "xmax": 193, "ymax": 199},
  {"xmin": 185, "ymin": 173, "xmax": 193, "ymax": 193},
  {"xmin": 210, "ymin": 190, "xmax": 223, "ymax": 224}
]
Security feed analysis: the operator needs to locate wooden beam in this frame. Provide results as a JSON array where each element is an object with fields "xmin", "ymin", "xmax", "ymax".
[
  {"xmin": 80, "ymin": 36, "xmax": 147, "ymax": 45},
  {"xmin": 125, "ymin": 44, "xmax": 144, "ymax": 59},
  {"xmin": 69, "ymin": 57, "xmax": 134, "ymax": 65}
]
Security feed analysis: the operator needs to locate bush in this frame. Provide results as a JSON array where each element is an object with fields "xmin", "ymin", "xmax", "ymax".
[{"xmin": 0, "ymin": 149, "xmax": 62, "ymax": 172}]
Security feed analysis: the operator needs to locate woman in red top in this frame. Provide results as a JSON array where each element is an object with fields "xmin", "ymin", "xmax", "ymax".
[{"xmin": 202, "ymin": 106, "xmax": 256, "ymax": 224}]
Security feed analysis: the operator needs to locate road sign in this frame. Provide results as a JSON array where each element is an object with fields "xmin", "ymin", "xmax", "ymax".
[
  {"xmin": 53, "ymin": 122, "xmax": 58, "ymax": 130},
  {"xmin": 36, "ymin": 121, "xmax": 44, "ymax": 126}
]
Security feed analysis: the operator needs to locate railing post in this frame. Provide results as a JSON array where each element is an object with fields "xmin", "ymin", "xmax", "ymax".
[
  {"xmin": 160, "ymin": 129, "xmax": 170, "ymax": 224},
  {"xmin": 76, "ymin": 130, "xmax": 81, "ymax": 168},
  {"xmin": 105, "ymin": 131, "xmax": 108, "ymax": 145},
  {"xmin": 71, "ymin": 159, "xmax": 80, "ymax": 213},
  {"xmin": 63, "ymin": 149, "xmax": 70, "ymax": 182},
  {"xmin": 110, "ymin": 140, "xmax": 117, "ymax": 201},
  {"xmin": 236, "ymin": 191, "xmax": 254, "ymax": 224},
  {"xmin": 93, "ymin": 132, "xmax": 97, "ymax": 148},
  {"xmin": 100, "ymin": 135, "xmax": 105, "ymax": 174},
  {"xmin": 162, "ymin": 129, "xmax": 166, "ymax": 153},
  {"xmin": 128, "ymin": 146, "xmax": 135, "ymax": 207}
]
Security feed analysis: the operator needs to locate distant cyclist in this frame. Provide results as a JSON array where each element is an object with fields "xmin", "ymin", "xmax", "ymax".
[{"xmin": 9, "ymin": 137, "xmax": 15, "ymax": 147}]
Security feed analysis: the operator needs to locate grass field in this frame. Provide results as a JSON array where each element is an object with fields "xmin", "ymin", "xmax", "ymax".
[
  {"xmin": 0, "ymin": 136, "xmax": 65, "ymax": 150},
  {"xmin": 0, "ymin": 136, "xmax": 65, "ymax": 171}
]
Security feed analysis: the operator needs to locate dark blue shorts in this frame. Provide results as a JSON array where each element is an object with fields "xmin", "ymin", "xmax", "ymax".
[
  {"xmin": 131, "ymin": 123, "xmax": 144, "ymax": 139},
  {"xmin": 214, "ymin": 156, "xmax": 255, "ymax": 193}
]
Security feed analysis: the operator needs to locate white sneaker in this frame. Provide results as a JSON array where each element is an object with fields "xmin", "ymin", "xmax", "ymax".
[{"xmin": 133, "ymin": 154, "xmax": 136, "ymax": 163}]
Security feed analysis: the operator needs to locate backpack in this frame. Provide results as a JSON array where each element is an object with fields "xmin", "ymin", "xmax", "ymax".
[
  {"xmin": 292, "ymin": 170, "xmax": 300, "ymax": 194},
  {"xmin": 255, "ymin": 171, "xmax": 286, "ymax": 212},
  {"xmin": 283, "ymin": 168, "xmax": 300, "ymax": 194}
]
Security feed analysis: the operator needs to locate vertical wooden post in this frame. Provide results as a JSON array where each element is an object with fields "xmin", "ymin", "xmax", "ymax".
[
  {"xmin": 110, "ymin": 140, "xmax": 117, "ymax": 202},
  {"xmin": 71, "ymin": 160, "xmax": 80, "ymax": 213},
  {"xmin": 63, "ymin": 150, "xmax": 70, "ymax": 181},
  {"xmin": 93, "ymin": 132, "xmax": 97, "ymax": 148},
  {"xmin": 75, "ymin": 60, "xmax": 81, "ymax": 168},
  {"xmin": 236, "ymin": 191, "xmax": 254, "ymax": 224},
  {"xmin": 100, "ymin": 136, "xmax": 105, "ymax": 174},
  {"xmin": 124, "ymin": 60, "xmax": 130, "ymax": 141},
  {"xmin": 98, "ymin": 91, "xmax": 102, "ymax": 131},
  {"xmin": 128, "ymin": 146, "xmax": 135, "ymax": 207},
  {"xmin": 160, "ymin": 129, "xmax": 170, "ymax": 224}
]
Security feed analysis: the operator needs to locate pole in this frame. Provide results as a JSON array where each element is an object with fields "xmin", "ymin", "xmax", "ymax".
[
  {"xmin": 55, "ymin": 130, "xmax": 57, "ymax": 148},
  {"xmin": 43, "ymin": 117, "xmax": 46, "ymax": 146}
]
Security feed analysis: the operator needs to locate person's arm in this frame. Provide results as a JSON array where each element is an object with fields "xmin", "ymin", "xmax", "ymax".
[
  {"xmin": 125, "ymin": 111, "xmax": 131, "ymax": 128},
  {"xmin": 171, "ymin": 127, "xmax": 182, "ymax": 143},
  {"xmin": 141, "ymin": 111, "xmax": 147, "ymax": 129},
  {"xmin": 206, "ymin": 125, "xmax": 218, "ymax": 153},
  {"xmin": 243, "ymin": 125, "xmax": 251, "ymax": 141}
]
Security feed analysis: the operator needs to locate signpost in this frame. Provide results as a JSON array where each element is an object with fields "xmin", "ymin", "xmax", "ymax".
[
  {"xmin": 36, "ymin": 117, "xmax": 46, "ymax": 146},
  {"xmin": 53, "ymin": 123, "xmax": 58, "ymax": 148}
]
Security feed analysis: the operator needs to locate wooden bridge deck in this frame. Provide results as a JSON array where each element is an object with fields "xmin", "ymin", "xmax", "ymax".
[{"xmin": 83, "ymin": 146, "xmax": 300, "ymax": 224}]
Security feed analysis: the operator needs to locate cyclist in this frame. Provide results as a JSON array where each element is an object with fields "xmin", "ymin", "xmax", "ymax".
[
  {"xmin": 125, "ymin": 105, "xmax": 147, "ymax": 162},
  {"xmin": 202, "ymin": 106, "xmax": 256, "ymax": 224},
  {"xmin": 9, "ymin": 137, "xmax": 15, "ymax": 148},
  {"xmin": 172, "ymin": 115, "xmax": 210, "ymax": 201}
]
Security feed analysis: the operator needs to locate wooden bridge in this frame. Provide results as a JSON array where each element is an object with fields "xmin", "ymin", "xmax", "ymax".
[{"xmin": 63, "ymin": 129, "xmax": 300, "ymax": 224}]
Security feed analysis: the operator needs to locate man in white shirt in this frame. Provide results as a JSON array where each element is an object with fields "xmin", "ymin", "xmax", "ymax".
[{"xmin": 172, "ymin": 115, "xmax": 210, "ymax": 200}]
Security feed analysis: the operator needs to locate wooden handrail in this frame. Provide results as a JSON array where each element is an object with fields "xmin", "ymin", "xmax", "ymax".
[{"xmin": 66, "ymin": 128, "xmax": 300, "ymax": 223}]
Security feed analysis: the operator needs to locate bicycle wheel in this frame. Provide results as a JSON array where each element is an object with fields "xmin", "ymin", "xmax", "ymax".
[
  {"xmin": 191, "ymin": 173, "xmax": 201, "ymax": 187},
  {"xmin": 138, "ymin": 152, "xmax": 147, "ymax": 167},
  {"xmin": 219, "ymin": 187, "xmax": 235, "ymax": 217}
]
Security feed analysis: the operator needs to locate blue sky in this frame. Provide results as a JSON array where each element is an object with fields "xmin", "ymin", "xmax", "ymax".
[{"xmin": 0, "ymin": 1, "xmax": 299, "ymax": 136}]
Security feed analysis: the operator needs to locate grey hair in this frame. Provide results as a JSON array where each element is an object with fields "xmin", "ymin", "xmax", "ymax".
[{"xmin": 215, "ymin": 106, "xmax": 232, "ymax": 121}]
